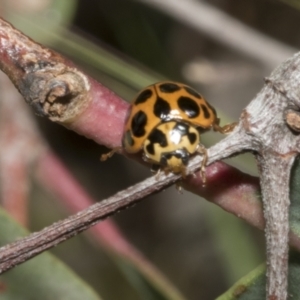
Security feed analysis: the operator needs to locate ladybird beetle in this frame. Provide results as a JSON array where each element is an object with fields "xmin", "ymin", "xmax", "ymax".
[{"xmin": 101, "ymin": 81, "xmax": 236, "ymax": 182}]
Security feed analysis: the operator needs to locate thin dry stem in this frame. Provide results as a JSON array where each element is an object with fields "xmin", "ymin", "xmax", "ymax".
[
  {"xmin": 36, "ymin": 151, "xmax": 186, "ymax": 300},
  {"xmin": 0, "ymin": 129, "xmax": 248, "ymax": 274},
  {"xmin": 0, "ymin": 170, "xmax": 178, "ymax": 273}
]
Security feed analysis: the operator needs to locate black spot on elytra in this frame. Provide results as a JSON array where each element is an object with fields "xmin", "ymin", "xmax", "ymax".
[
  {"xmin": 154, "ymin": 97, "xmax": 171, "ymax": 119},
  {"xmin": 146, "ymin": 144, "xmax": 155, "ymax": 155},
  {"xmin": 201, "ymin": 104, "xmax": 210, "ymax": 119},
  {"xmin": 184, "ymin": 86, "xmax": 201, "ymax": 99},
  {"xmin": 135, "ymin": 89, "xmax": 153, "ymax": 104},
  {"xmin": 187, "ymin": 132, "xmax": 197, "ymax": 144},
  {"xmin": 159, "ymin": 83, "xmax": 181, "ymax": 93},
  {"xmin": 122, "ymin": 130, "xmax": 134, "ymax": 147},
  {"xmin": 178, "ymin": 96, "xmax": 200, "ymax": 118},
  {"xmin": 146, "ymin": 128, "xmax": 168, "ymax": 155},
  {"xmin": 131, "ymin": 111, "xmax": 147, "ymax": 137}
]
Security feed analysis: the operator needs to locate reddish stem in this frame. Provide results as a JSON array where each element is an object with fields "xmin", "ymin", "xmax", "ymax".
[
  {"xmin": 184, "ymin": 162, "xmax": 264, "ymax": 229},
  {"xmin": 66, "ymin": 78, "xmax": 129, "ymax": 149}
]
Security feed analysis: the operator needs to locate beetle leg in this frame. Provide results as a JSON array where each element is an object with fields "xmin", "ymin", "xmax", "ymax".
[
  {"xmin": 155, "ymin": 168, "xmax": 162, "ymax": 180},
  {"xmin": 197, "ymin": 145, "xmax": 208, "ymax": 185},
  {"xmin": 175, "ymin": 181, "xmax": 183, "ymax": 193},
  {"xmin": 213, "ymin": 121, "xmax": 237, "ymax": 134},
  {"xmin": 100, "ymin": 147, "xmax": 121, "ymax": 161}
]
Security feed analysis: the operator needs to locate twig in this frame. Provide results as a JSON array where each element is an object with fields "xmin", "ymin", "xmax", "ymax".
[
  {"xmin": 36, "ymin": 151, "xmax": 186, "ymax": 300},
  {"xmin": 0, "ymin": 128, "xmax": 245, "ymax": 274}
]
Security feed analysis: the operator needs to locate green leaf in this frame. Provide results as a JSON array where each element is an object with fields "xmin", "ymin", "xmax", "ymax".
[
  {"xmin": 289, "ymin": 157, "xmax": 300, "ymax": 237},
  {"xmin": 0, "ymin": 208, "xmax": 101, "ymax": 300},
  {"xmin": 217, "ymin": 252, "xmax": 300, "ymax": 300}
]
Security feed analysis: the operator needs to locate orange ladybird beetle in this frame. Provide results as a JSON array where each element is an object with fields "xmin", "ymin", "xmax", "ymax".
[{"xmin": 102, "ymin": 81, "xmax": 236, "ymax": 182}]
